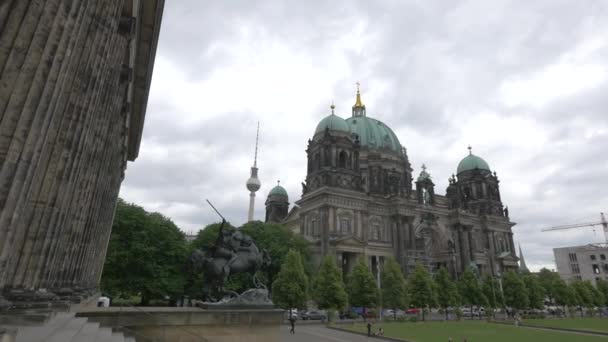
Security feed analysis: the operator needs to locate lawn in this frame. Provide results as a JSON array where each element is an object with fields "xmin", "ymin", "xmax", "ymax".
[
  {"xmin": 524, "ymin": 318, "xmax": 608, "ymax": 333},
  {"xmin": 339, "ymin": 321, "xmax": 608, "ymax": 342}
]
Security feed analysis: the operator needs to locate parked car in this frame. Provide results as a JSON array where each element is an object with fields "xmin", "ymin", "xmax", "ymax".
[
  {"xmin": 405, "ymin": 308, "xmax": 421, "ymax": 314},
  {"xmin": 301, "ymin": 310, "xmax": 327, "ymax": 321},
  {"xmin": 383, "ymin": 309, "xmax": 406, "ymax": 319}
]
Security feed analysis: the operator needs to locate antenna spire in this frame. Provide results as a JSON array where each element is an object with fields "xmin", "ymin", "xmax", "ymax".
[{"xmin": 254, "ymin": 122, "xmax": 260, "ymax": 167}]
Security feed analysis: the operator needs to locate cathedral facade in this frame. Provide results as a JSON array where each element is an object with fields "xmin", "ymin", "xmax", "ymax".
[{"xmin": 265, "ymin": 88, "xmax": 518, "ymax": 279}]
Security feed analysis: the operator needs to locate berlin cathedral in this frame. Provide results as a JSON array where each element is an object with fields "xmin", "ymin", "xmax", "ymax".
[{"xmin": 263, "ymin": 86, "xmax": 519, "ymax": 279}]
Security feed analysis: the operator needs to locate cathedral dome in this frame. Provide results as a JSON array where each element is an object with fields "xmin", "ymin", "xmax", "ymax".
[
  {"xmin": 268, "ymin": 184, "xmax": 288, "ymax": 199},
  {"xmin": 314, "ymin": 113, "xmax": 349, "ymax": 135},
  {"xmin": 457, "ymin": 153, "xmax": 490, "ymax": 174},
  {"xmin": 345, "ymin": 116, "xmax": 402, "ymax": 153}
]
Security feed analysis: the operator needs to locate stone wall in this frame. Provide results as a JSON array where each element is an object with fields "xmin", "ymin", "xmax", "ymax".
[{"xmin": 0, "ymin": 0, "xmax": 163, "ymax": 306}]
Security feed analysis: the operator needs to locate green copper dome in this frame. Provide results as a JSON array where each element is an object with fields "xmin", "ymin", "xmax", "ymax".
[
  {"xmin": 315, "ymin": 114, "xmax": 349, "ymax": 134},
  {"xmin": 345, "ymin": 116, "xmax": 402, "ymax": 153},
  {"xmin": 268, "ymin": 184, "xmax": 288, "ymax": 197},
  {"xmin": 457, "ymin": 154, "xmax": 490, "ymax": 174}
]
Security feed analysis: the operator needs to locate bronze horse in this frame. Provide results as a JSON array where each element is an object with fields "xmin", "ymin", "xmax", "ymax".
[{"xmin": 186, "ymin": 224, "xmax": 271, "ymax": 301}]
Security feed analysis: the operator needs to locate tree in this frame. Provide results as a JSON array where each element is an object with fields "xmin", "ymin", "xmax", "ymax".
[
  {"xmin": 434, "ymin": 267, "xmax": 459, "ymax": 320},
  {"xmin": 101, "ymin": 198, "xmax": 188, "ymax": 305},
  {"xmin": 347, "ymin": 259, "xmax": 379, "ymax": 309},
  {"xmin": 553, "ymin": 278, "xmax": 576, "ymax": 315},
  {"xmin": 312, "ymin": 255, "xmax": 348, "ymax": 317},
  {"xmin": 408, "ymin": 263, "xmax": 435, "ymax": 321},
  {"xmin": 240, "ymin": 221, "xmax": 312, "ymax": 287},
  {"xmin": 190, "ymin": 221, "xmax": 236, "ymax": 251},
  {"xmin": 537, "ymin": 268, "xmax": 560, "ymax": 304},
  {"xmin": 589, "ymin": 283, "xmax": 606, "ymax": 317},
  {"xmin": 381, "ymin": 257, "xmax": 408, "ymax": 319},
  {"xmin": 272, "ymin": 250, "xmax": 308, "ymax": 318},
  {"xmin": 523, "ymin": 274, "xmax": 544, "ymax": 309},
  {"xmin": 458, "ymin": 268, "xmax": 487, "ymax": 319},
  {"xmin": 597, "ymin": 279, "xmax": 608, "ymax": 307},
  {"xmin": 482, "ymin": 274, "xmax": 503, "ymax": 314},
  {"xmin": 571, "ymin": 280, "xmax": 594, "ymax": 317},
  {"xmin": 502, "ymin": 271, "xmax": 529, "ymax": 313}
]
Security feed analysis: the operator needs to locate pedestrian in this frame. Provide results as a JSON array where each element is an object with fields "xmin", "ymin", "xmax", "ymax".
[
  {"xmin": 289, "ymin": 316, "xmax": 296, "ymax": 334},
  {"xmin": 367, "ymin": 321, "xmax": 372, "ymax": 337},
  {"xmin": 377, "ymin": 327, "xmax": 384, "ymax": 336}
]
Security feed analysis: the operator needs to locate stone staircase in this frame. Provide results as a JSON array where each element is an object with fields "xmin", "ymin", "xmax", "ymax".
[{"xmin": 2, "ymin": 312, "xmax": 136, "ymax": 342}]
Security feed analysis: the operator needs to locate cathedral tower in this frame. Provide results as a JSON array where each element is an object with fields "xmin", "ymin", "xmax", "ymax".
[
  {"xmin": 246, "ymin": 123, "xmax": 261, "ymax": 222},
  {"xmin": 265, "ymin": 181, "xmax": 289, "ymax": 223}
]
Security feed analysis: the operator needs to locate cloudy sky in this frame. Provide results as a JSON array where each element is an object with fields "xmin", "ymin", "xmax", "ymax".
[{"xmin": 120, "ymin": 0, "xmax": 608, "ymax": 272}]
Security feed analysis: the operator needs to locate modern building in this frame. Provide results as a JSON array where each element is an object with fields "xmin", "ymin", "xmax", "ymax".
[
  {"xmin": 267, "ymin": 86, "xmax": 519, "ymax": 279},
  {"xmin": 0, "ymin": 0, "xmax": 163, "ymax": 310},
  {"xmin": 554, "ymin": 243, "xmax": 608, "ymax": 285}
]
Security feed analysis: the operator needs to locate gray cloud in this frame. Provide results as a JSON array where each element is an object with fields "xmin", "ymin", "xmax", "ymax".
[{"xmin": 121, "ymin": 0, "xmax": 608, "ymax": 271}]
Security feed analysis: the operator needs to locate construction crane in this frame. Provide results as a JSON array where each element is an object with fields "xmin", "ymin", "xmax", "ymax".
[{"xmin": 541, "ymin": 212, "xmax": 608, "ymax": 243}]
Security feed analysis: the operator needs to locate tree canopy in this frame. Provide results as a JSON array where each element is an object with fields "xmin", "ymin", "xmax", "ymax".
[
  {"xmin": 523, "ymin": 274, "xmax": 545, "ymax": 309},
  {"xmin": 346, "ymin": 259, "xmax": 378, "ymax": 308},
  {"xmin": 458, "ymin": 268, "xmax": 487, "ymax": 313},
  {"xmin": 502, "ymin": 271, "xmax": 529, "ymax": 311},
  {"xmin": 312, "ymin": 255, "xmax": 348, "ymax": 312},
  {"xmin": 381, "ymin": 257, "xmax": 408, "ymax": 314},
  {"xmin": 272, "ymin": 250, "xmax": 308, "ymax": 311},
  {"xmin": 434, "ymin": 267, "xmax": 459, "ymax": 320},
  {"xmin": 481, "ymin": 274, "xmax": 503, "ymax": 310},
  {"xmin": 408, "ymin": 263, "xmax": 435, "ymax": 320},
  {"xmin": 101, "ymin": 198, "xmax": 188, "ymax": 305}
]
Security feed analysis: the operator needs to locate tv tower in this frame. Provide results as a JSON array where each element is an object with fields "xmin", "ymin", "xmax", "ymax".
[{"xmin": 246, "ymin": 122, "xmax": 261, "ymax": 222}]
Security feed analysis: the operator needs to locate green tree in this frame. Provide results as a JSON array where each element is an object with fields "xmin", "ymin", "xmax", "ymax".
[
  {"xmin": 458, "ymin": 268, "xmax": 487, "ymax": 319},
  {"xmin": 523, "ymin": 274, "xmax": 544, "ymax": 309},
  {"xmin": 347, "ymin": 259, "xmax": 378, "ymax": 308},
  {"xmin": 589, "ymin": 283, "xmax": 606, "ymax": 316},
  {"xmin": 101, "ymin": 198, "xmax": 188, "ymax": 305},
  {"xmin": 482, "ymin": 274, "xmax": 504, "ymax": 314},
  {"xmin": 408, "ymin": 263, "xmax": 435, "ymax": 321},
  {"xmin": 381, "ymin": 257, "xmax": 408, "ymax": 319},
  {"xmin": 597, "ymin": 279, "xmax": 608, "ymax": 307},
  {"xmin": 190, "ymin": 221, "xmax": 236, "ymax": 251},
  {"xmin": 312, "ymin": 256, "xmax": 348, "ymax": 317},
  {"xmin": 272, "ymin": 250, "xmax": 308, "ymax": 317},
  {"xmin": 240, "ymin": 221, "xmax": 312, "ymax": 287},
  {"xmin": 502, "ymin": 271, "xmax": 529, "ymax": 313},
  {"xmin": 434, "ymin": 267, "xmax": 459, "ymax": 320},
  {"xmin": 537, "ymin": 268, "xmax": 560, "ymax": 304},
  {"xmin": 553, "ymin": 278, "xmax": 576, "ymax": 315},
  {"xmin": 571, "ymin": 280, "xmax": 594, "ymax": 317}
]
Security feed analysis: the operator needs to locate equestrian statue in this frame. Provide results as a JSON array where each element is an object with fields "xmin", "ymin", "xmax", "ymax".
[{"xmin": 186, "ymin": 201, "xmax": 271, "ymax": 302}]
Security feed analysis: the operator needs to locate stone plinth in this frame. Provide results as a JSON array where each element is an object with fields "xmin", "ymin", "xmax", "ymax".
[{"xmin": 77, "ymin": 306, "xmax": 284, "ymax": 342}]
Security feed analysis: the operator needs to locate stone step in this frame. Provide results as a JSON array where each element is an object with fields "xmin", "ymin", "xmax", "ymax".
[
  {"xmin": 70, "ymin": 322, "xmax": 100, "ymax": 342},
  {"xmin": 123, "ymin": 336, "xmax": 136, "ymax": 342},
  {"xmin": 111, "ymin": 332, "xmax": 125, "ymax": 342},
  {"xmin": 94, "ymin": 327, "xmax": 114, "ymax": 342},
  {"xmin": 45, "ymin": 317, "xmax": 88, "ymax": 342},
  {"xmin": 15, "ymin": 312, "xmax": 75, "ymax": 342}
]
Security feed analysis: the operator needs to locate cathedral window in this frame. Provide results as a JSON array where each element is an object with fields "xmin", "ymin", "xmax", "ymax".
[
  {"xmin": 338, "ymin": 151, "xmax": 347, "ymax": 168},
  {"xmin": 340, "ymin": 218, "xmax": 351, "ymax": 233},
  {"xmin": 311, "ymin": 218, "xmax": 318, "ymax": 236},
  {"xmin": 371, "ymin": 225, "xmax": 380, "ymax": 240}
]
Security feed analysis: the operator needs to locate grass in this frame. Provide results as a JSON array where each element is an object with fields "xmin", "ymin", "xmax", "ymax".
[
  {"xmin": 340, "ymin": 321, "xmax": 608, "ymax": 342},
  {"xmin": 524, "ymin": 318, "xmax": 608, "ymax": 333}
]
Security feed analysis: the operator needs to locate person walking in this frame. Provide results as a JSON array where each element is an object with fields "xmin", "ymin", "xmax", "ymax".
[
  {"xmin": 289, "ymin": 316, "xmax": 296, "ymax": 334},
  {"xmin": 367, "ymin": 321, "xmax": 372, "ymax": 337}
]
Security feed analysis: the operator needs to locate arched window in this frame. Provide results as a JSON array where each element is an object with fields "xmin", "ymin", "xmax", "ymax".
[
  {"xmin": 340, "ymin": 218, "xmax": 351, "ymax": 233},
  {"xmin": 371, "ymin": 224, "xmax": 380, "ymax": 240},
  {"xmin": 338, "ymin": 151, "xmax": 347, "ymax": 168},
  {"xmin": 314, "ymin": 153, "xmax": 320, "ymax": 170}
]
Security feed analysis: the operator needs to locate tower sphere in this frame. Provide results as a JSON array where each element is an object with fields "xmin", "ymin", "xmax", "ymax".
[{"xmin": 246, "ymin": 176, "xmax": 261, "ymax": 192}]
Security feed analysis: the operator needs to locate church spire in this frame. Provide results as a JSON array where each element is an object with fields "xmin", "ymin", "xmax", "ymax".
[
  {"xmin": 352, "ymin": 82, "xmax": 366, "ymax": 117},
  {"xmin": 519, "ymin": 243, "xmax": 530, "ymax": 273}
]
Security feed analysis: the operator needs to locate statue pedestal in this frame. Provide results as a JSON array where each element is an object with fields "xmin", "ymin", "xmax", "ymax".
[{"xmin": 77, "ymin": 306, "xmax": 284, "ymax": 342}]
